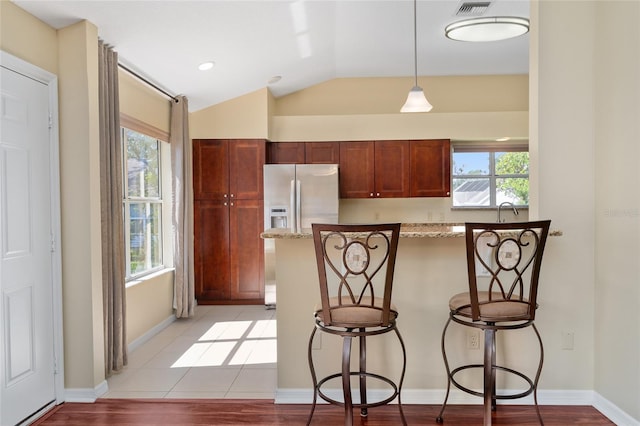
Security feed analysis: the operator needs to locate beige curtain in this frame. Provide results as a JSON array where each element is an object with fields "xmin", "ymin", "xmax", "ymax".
[
  {"xmin": 171, "ymin": 96, "xmax": 196, "ymax": 318},
  {"xmin": 99, "ymin": 41, "xmax": 127, "ymax": 376}
]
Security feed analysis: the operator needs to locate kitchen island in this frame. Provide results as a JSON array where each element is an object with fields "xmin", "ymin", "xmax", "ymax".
[{"xmin": 262, "ymin": 223, "xmax": 562, "ymax": 404}]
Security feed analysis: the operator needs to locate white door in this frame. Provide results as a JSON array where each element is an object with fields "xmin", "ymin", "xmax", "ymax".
[{"xmin": 1, "ymin": 65, "xmax": 57, "ymax": 425}]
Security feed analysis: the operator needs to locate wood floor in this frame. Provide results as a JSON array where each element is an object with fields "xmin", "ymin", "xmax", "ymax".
[{"xmin": 33, "ymin": 399, "xmax": 615, "ymax": 425}]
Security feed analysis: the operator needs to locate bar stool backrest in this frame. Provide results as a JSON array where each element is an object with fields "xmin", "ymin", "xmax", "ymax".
[
  {"xmin": 465, "ymin": 220, "xmax": 551, "ymax": 322},
  {"xmin": 312, "ymin": 223, "xmax": 401, "ymax": 328}
]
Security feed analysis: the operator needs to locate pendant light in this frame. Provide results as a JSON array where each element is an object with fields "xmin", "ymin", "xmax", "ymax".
[{"xmin": 401, "ymin": 0, "xmax": 432, "ymax": 113}]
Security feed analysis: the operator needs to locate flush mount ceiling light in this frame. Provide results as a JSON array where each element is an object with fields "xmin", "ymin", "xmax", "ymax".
[
  {"xmin": 445, "ymin": 16, "xmax": 529, "ymax": 42},
  {"xmin": 401, "ymin": 0, "xmax": 432, "ymax": 113}
]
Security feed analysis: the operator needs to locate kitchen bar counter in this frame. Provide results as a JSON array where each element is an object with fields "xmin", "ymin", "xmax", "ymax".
[
  {"xmin": 261, "ymin": 222, "xmax": 563, "ymax": 239},
  {"xmin": 265, "ymin": 221, "xmax": 563, "ymax": 405}
]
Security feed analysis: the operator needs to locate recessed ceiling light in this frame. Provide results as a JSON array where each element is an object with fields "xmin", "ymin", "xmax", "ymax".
[
  {"xmin": 445, "ymin": 17, "xmax": 529, "ymax": 42},
  {"xmin": 198, "ymin": 61, "xmax": 215, "ymax": 71},
  {"xmin": 268, "ymin": 75, "xmax": 282, "ymax": 85}
]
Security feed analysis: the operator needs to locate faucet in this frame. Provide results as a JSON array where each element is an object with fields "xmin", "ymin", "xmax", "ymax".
[{"xmin": 497, "ymin": 201, "xmax": 519, "ymax": 223}]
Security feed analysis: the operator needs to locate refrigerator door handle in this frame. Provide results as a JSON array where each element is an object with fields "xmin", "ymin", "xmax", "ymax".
[
  {"xmin": 289, "ymin": 179, "xmax": 296, "ymax": 232},
  {"xmin": 296, "ymin": 179, "xmax": 302, "ymax": 233}
]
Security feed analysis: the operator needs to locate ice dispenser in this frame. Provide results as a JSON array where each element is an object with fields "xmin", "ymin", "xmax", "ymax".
[{"xmin": 269, "ymin": 206, "xmax": 288, "ymax": 229}]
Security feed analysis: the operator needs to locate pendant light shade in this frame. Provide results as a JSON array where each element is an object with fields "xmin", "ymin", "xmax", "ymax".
[
  {"xmin": 401, "ymin": 0, "xmax": 432, "ymax": 113},
  {"xmin": 401, "ymin": 86, "xmax": 433, "ymax": 113}
]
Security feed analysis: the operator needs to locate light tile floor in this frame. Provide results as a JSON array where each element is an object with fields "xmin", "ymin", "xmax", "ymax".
[{"xmin": 102, "ymin": 304, "xmax": 277, "ymax": 399}]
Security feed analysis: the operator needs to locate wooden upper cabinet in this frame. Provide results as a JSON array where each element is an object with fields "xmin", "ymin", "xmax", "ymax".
[
  {"xmin": 374, "ymin": 140, "xmax": 410, "ymax": 198},
  {"xmin": 194, "ymin": 138, "xmax": 265, "ymax": 200},
  {"xmin": 267, "ymin": 141, "xmax": 340, "ymax": 164},
  {"xmin": 340, "ymin": 141, "xmax": 410, "ymax": 198},
  {"xmin": 264, "ymin": 139, "xmax": 450, "ymax": 199},
  {"xmin": 267, "ymin": 142, "xmax": 305, "ymax": 164},
  {"xmin": 193, "ymin": 139, "xmax": 229, "ymax": 200},
  {"xmin": 339, "ymin": 141, "xmax": 375, "ymax": 198},
  {"xmin": 229, "ymin": 139, "xmax": 266, "ymax": 200},
  {"xmin": 410, "ymin": 139, "xmax": 451, "ymax": 197},
  {"xmin": 305, "ymin": 142, "xmax": 340, "ymax": 164}
]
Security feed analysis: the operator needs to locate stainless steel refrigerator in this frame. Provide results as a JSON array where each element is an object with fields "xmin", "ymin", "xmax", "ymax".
[
  {"xmin": 263, "ymin": 164, "xmax": 339, "ymax": 233},
  {"xmin": 263, "ymin": 164, "xmax": 339, "ymax": 307}
]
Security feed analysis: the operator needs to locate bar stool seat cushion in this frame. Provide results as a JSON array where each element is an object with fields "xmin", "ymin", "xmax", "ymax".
[
  {"xmin": 315, "ymin": 296, "xmax": 398, "ymax": 327},
  {"xmin": 449, "ymin": 291, "xmax": 530, "ymax": 320}
]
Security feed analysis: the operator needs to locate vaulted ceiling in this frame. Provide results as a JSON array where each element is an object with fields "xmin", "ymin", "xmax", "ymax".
[{"xmin": 13, "ymin": 0, "xmax": 530, "ymax": 111}]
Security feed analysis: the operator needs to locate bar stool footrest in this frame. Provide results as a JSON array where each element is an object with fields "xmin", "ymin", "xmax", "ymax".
[
  {"xmin": 450, "ymin": 363, "xmax": 536, "ymax": 400},
  {"xmin": 316, "ymin": 371, "xmax": 400, "ymax": 409}
]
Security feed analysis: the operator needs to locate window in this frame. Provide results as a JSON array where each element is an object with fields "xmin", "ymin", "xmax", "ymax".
[
  {"xmin": 122, "ymin": 127, "xmax": 164, "ymax": 279},
  {"xmin": 452, "ymin": 144, "xmax": 529, "ymax": 208}
]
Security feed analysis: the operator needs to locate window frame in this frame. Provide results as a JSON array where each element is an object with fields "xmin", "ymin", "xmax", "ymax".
[
  {"xmin": 451, "ymin": 142, "xmax": 529, "ymax": 209},
  {"xmin": 120, "ymin": 115, "xmax": 170, "ymax": 281}
]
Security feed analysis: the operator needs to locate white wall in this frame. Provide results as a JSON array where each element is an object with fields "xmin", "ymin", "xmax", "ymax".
[
  {"xmin": 532, "ymin": 0, "xmax": 596, "ymax": 394},
  {"xmin": 592, "ymin": 1, "xmax": 640, "ymax": 421},
  {"xmin": 534, "ymin": 1, "xmax": 639, "ymax": 422},
  {"xmin": 57, "ymin": 20, "xmax": 106, "ymax": 391}
]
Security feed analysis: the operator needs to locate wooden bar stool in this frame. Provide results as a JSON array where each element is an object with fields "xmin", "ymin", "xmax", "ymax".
[
  {"xmin": 306, "ymin": 223, "xmax": 407, "ymax": 426},
  {"xmin": 437, "ymin": 220, "xmax": 551, "ymax": 426}
]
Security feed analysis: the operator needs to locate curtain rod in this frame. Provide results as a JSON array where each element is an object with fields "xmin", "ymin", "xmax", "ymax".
[{"xmin": 118, "ymin": 63, "xmax": 178, "ymax": 103}]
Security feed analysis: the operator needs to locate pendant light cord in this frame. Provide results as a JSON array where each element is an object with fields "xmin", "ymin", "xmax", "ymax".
[{"xmin": 412, "ymin": 0, "xmax": 418, "ymax": 87}]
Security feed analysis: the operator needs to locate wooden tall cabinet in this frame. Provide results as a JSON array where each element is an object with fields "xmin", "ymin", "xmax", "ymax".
[{"xmin": 193, "ymin": 139, "xmax": 265, "ymax": 304}]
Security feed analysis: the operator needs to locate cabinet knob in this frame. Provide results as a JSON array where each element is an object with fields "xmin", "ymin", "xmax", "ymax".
[
  {"xmin": 230, "ymin": 202, "xmax": 234, "ymax": 206},
  {"xmin": 376, "ymin": 192, "xmax": 380, "ymax": 197},
  {"xmin": 224, "ymin": 202, "xmax": 228, "ymax": 206},
  {"xmin": 447, "ymin": 192, "xmax": 450, "ymax": 196},
  {"xmin": 370, "ymin": 193, "xmax": 374, "ymax": 197},
  {"xmin": 230, "ymin": 194, "xmax": 234, "ymax": 198},
  {"xmin": 224, "ymin": 194, "xmax": 227, "ymax": 198}
]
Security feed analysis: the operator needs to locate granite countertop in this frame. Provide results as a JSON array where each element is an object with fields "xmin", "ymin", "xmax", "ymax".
[{"xmin": 261, "ymin": 223, "xmax": 563, "ymax": 239}]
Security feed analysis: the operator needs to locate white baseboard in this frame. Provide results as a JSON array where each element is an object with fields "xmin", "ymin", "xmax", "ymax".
[
  {"xmin": 127, "ymin": 314, "xmax": 176, "ymax": 353},
  {"xmin": 593, "ymin": 392, "xmax": 640, "ymax": 426},
  {"xmin": 275, "ymin": 388, "xmax": 638, "ymax": 425},
  {"xmin": 65, "ymin": 380, "xmax": 108, "ymax": 403},
  {"xmin": 276, "ymin": 388, "xmax": 595, "ymax": 405},
  {"xmin": 63, "ymin": 315, "xmax": 176, "ymax": 404}
]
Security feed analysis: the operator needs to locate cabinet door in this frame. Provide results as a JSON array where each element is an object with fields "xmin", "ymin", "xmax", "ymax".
[
  {"xmin": 229, "ymin": 199, "xmax": 264, "ymax": 301},
  {"xmin": 339, "ymin": 141, "xmax": 375, "ymax": 198},
  {"xmin": 374, "ymin": 140, "xmax": 410, "ymax": 198},
  {"xmin": 410, "ymin": 139, "xmax": 451, "ymax": 197},
  {"xmin": 305, "ymin": 142, "xmax": 340, "ymax": 164},
  {"xmin": 229, "ymin": 139, "xmax": 266, "ymax": 200},
  {"xmin": 268, "ymin": 142, "xmax": 305, "ymax": 164},
  {"xmin": 193, "ymin": 139, "xmax": 229, "ymax": 200},
  {"xmin": 194, "ymin": 200, "xmax": 230, "ymax": 301}
]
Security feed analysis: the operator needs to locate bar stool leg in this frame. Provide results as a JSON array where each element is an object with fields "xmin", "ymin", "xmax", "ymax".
[
  {"xmin": 491, "ymin": 330, "xmax": 497, "ymax": 412},
  {"xmin": 306, "ymin": 327, "xmax": 318, "ymax": 426},
  {"xmin": 436, "ymin": 317, "xmax": 453, "ymax": 423},
  {"xmin": 483, "ymin": 329, "xmax": 495, "ymax": 426},
  {"xmin": 532, "ymin": 324, "xmax": 545, "ymax": 425},
  {"xmin": 359, "ymin": 333, "xmax": 368, "ymax": 417},
  {"xmin": 342, "ymin": 336, "xmax": 354, "ymax": 426},
  {"xmin": 394, "ymin": 327, "xmax": 408, "ymax": 426}
]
